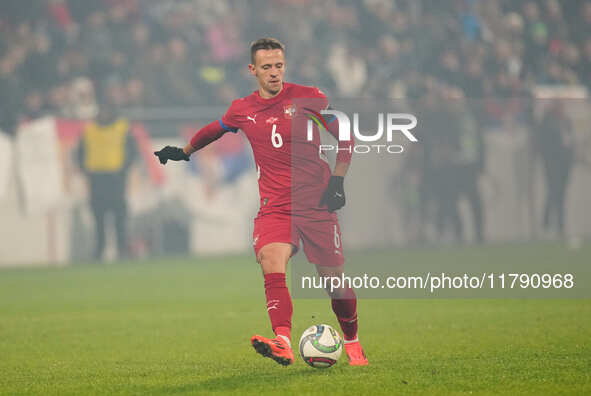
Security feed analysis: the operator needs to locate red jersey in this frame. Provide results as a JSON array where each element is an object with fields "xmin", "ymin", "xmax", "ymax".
[{"xmin": 193, "ymin": 82, "xmax": 352, "ymax": 215}]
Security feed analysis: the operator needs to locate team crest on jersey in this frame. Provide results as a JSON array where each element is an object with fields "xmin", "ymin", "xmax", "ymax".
[
  {"xmin": 266, "ymin": 116, "xmax": 278, "ymax": 124},
  {"xmin": 283, "ymin": 104, "xmax": 297, "ymax": 119}
]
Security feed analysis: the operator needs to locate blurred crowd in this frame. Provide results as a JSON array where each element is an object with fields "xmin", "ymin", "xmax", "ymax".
[{"xmin": 1, "ymin": 0, "xmax": 591, "ymax": 135}]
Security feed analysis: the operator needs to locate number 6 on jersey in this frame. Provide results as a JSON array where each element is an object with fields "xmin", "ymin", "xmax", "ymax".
[{"xmin": 271, "ymin": 124, "xmax": 283, "ymax": 148}]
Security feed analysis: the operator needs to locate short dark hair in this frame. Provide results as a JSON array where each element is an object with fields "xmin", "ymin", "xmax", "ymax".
[{"xmin": 250, "ymin": 37, "xmax": 285, "ymax": 64}]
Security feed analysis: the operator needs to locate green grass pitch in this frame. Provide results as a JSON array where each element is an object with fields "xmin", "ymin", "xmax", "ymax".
[{"xmin": 0, "ymin": 244, "xmax": 590, "ymax": 395}]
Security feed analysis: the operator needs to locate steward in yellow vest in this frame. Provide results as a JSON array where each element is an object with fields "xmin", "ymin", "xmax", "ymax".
[
  {"xmin": 83, "ymin": 118, "xmax": 130, "ymax": 173},
  {"xmin": 77, "ymin": 105, "xmax": 137, "ymax": 260}
]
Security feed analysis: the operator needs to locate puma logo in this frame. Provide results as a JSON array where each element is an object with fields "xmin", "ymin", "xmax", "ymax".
[
  {"xmin": 247, "ymin": 114, "xmax": 257, "ymax": 124},
  {"xmin": 267, "ymin": 300, "xmax": 279, "ymax": 311}
]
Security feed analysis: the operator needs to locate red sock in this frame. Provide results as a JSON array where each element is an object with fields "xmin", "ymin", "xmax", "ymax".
[
  {"xmin": 331, "ymin": 288, "xmax": 358, "ymax": 341},
  {"xmin": 264, "ymin": 273, "xmax": 292, "ymax": 341}
]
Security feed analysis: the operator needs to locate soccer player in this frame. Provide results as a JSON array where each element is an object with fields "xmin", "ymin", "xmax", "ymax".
[{"xmin": 154, "ymin": 38, "xmax": 368, "ymax": 366}]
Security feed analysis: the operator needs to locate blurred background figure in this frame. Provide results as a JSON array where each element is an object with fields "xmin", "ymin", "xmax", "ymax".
[
  {"xmin": 413, "ymin": 84, "xmax": 481, "ymax": 244},
  {"xmin": 76, "ymin": 81, "xmax": 137, "ymax": 260},
  {"xmin": 426, "ymin": 93, "xmax": 465, "ymax": 243},
  {"xmin": 533, "ymin": 100, "xmax": 575, "ymax": 238},
  {"xmin": 451, "ymin": 94, "xmax": 485, "ymax": 244}
]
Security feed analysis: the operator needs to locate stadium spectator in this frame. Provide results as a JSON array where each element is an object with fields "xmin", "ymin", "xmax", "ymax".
[{"xmin": 1, "ymin": 0, "xmax": 590, "ymax": 113}]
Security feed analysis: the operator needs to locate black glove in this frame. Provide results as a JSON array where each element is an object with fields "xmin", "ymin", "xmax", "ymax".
[
  {"xmin": 154, "ymin": 146, "xmax": 190, "ymax": 164},
  {"xmin": 319, "ymin": 176, "xmax": 345, "ymax": 212}
]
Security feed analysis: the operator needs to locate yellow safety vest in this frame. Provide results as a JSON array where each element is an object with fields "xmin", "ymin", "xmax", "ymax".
[{"xmin": 83, "ymin": 119, "xmax": 129, "ymax": 172}]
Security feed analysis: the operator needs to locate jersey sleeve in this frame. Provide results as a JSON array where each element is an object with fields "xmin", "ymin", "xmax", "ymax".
[
  {"xmin": 219, "ymin": 100, "xmax": 240, "ymax": 133},
  {"xmin": 189, "ymin": 120, "xmax": 228, "ymax": 151},
  {"xmin": 312, "ymin": 87, "xmax": 352, "ymax": 164}
]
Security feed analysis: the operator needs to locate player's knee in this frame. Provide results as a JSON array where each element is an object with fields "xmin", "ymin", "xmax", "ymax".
[
  {"xmin": 258, "ymin": 245, "xmax": 289, "ymax": 274},
  {"xmin": 328, "ymin": 286, "xmax": 356, "ymax": 300},
  {"xmin": 258, "ymin": 253, "xmax": 285, "ymax": 274},
  {"xmin": 316, "ymin": 266, "xmax": 355, "ymax": 299}
]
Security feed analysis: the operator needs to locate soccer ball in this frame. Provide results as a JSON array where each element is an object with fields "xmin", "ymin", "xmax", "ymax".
[{"xmin": 299, "ymin": 324, "xmax": 343, "ymax": 368}]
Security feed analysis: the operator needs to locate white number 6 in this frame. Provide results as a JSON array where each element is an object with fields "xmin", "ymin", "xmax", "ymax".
[
  {"xmin": 334, "ymin": 225, "xmax": 341, "ymax": 248},
  {"xmin": 271, "ymin": 124, "xmax": 283, "ymax": 148}
]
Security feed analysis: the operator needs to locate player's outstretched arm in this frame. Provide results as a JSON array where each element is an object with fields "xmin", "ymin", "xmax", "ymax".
[{"xmin": 153, "ymin": 120, "xmax": 228, "ymax": 165}]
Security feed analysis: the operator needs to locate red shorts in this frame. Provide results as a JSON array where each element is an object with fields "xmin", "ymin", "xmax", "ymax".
[{"xmin": 252, "ymin": 211, "xmax": 344, "ymax": 267}]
